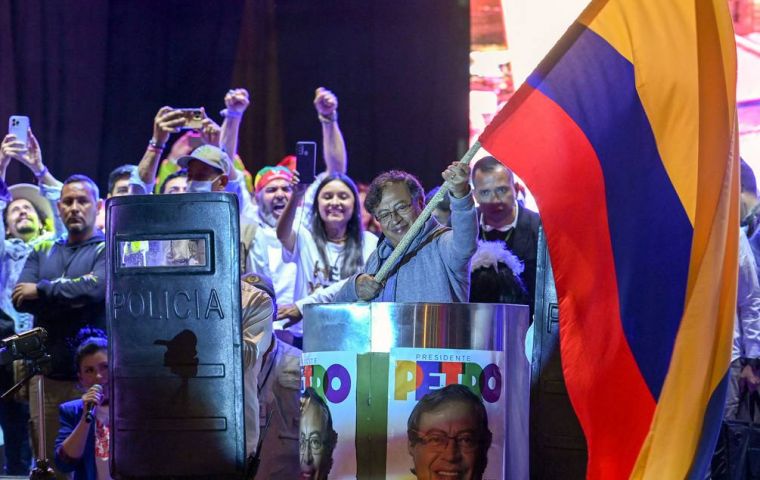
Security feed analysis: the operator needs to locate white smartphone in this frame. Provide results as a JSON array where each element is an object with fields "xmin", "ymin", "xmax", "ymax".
[{"xmin": 8, "ymin": 115, "xmax": 30, "ymax": 146}]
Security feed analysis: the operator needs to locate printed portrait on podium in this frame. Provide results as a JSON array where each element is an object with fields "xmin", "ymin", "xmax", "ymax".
[
  {"xmin": 301, "ymin": 351, "xmax": 357, "ymax": 479},
  {"xmin": 386, "ymin": 348, "xmax": 505, "ymax": 480}
]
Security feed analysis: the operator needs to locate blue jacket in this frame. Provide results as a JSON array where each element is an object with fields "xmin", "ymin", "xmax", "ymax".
[
  {"xmin": 54, "ymin": 399, "xmax": 96, "ymax": 480},
  {"xmin": 335, "ymin": 192, "xmax": 478, "ymax": 303},
  {"xmin": 0, "ymin": 179, "xmax": 62, "ymax": 333}
]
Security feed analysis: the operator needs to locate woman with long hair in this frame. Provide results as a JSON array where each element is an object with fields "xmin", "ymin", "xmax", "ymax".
[{"xmin": 276, "ymin": 173, "xmax": 377, "ymax": 324}]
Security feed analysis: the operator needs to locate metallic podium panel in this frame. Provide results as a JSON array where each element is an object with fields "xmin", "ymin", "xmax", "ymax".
[
  {"xmin": 305, "ymin": 302, "xmax": 513, "ymax": 352},
  {"xmin": 106, "ymin": 193, "xmax": 244, "ymax": 479},
  {"xmin": 303, "ymin": 302, "xmax": 530, "ymax": 480}
]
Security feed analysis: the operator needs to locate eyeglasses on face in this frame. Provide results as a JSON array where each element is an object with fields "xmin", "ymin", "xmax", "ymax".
[
  {"xmin": 411, "ymin": 429, "xmax": 481, "ymax": 452},
  {"xmin": 374, "ymin": 202, "xmax": 412, "ymax": 223},
  {"xmin": 300, "ymin": 434, "xmax": 324, "ymax": 453}
]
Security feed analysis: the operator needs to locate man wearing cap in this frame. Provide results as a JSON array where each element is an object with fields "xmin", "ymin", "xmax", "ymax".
[
  {"xmin": 247, "ymin": 88, "xmax": 347, "ymax": 335},
  {"xmin": 1, "ymin": 131, "xmax": 63, "ymax": 475},
  {"xmin": 240, "ymin": 273, "xmax": 300, "ymax": 479},
  {"xmin": 134, "ymin": 99, "xmax": 258, "ymax": 267}
]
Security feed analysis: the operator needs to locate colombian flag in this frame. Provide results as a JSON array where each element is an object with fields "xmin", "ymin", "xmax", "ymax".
[{"xmin": 478, "ymin": 0, "xmax": 738, "ymax": 478}]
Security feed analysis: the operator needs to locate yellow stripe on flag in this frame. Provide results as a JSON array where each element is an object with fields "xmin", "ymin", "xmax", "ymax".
[{"xmin": 580, "ymin": 0, "xmax": 700, "ymax": 225}]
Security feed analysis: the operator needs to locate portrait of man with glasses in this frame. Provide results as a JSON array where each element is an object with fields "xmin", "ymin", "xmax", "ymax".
[
  {"xmin": 406, "ymin": 384, "xmax": 493, "ymax": 480},
  {"xmin": 299, "ymin": 387, "xmax": 338, "ymax": 480}
]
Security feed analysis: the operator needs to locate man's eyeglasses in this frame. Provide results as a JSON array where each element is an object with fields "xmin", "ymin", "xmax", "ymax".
[
  {"xmin": 300, "ymin": 434, "xmax": 324, "ymax": 453},
  {"xmin": 374, "ymin": 202, "xmax": 412, "ymax": 223},
  {"xmin": 410, "ymin": 430, "xmax": 481, "ymax": 452}
]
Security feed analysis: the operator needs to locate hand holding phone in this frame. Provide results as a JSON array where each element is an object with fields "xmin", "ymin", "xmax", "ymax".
[
  {"xmin": 295, "ymin": 141, "xmax": 317, "ymax": 184},
  {"xmin": 176, "ymin": 108, "xmax": 205, "ymax": 130},
  {"xmin": 8, "ymin": 116, "xmax": 29, "ymax": 147}
]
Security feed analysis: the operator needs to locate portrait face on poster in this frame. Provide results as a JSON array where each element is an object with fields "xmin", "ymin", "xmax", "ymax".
[
  {"xmin": 301, "ymin": 351, "xmax": 357, "ymax": 479},
  {"xmin": 406, "ymin": 384, "xmax": 492, "ymax": 480},
  {"xmin": 300, "ymin": 387, "xmax": 339, "ymax": 480},
  {"xmin": 386, "ymin": 348, "xmax": 505, "ymax": 480}
]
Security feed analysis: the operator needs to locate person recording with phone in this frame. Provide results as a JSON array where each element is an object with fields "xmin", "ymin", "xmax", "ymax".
[
  {"xmin": 1, "ymin": 126, "xmax": 64, "ymax": 475},
  {"xmin": 247, "ymin": 87, "xmax": 348, "ymax": 341},
  {"xmin": 134, "ymin": 89, "xmax": 254, "ymax": 199},
  {"xmin": 275, "ymin": 171, "xmax": 377, "ymax": 328},
  {"xmin": 55, "ymin": 331, "xmax": 110, "ymax": 480},
  {"xmin": 133, "ymin": 90, "xmax": 259, "ymax": 267}
]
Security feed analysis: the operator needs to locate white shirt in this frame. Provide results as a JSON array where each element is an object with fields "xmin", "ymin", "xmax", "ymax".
[
  {"xmin": 284, "ymin": 230, "xmax": 377, "ymax": 309},
  {"xmin": 480, "ymin": 203, "xmax": 519, "ymax": 233},
  {"xmin": 247, "ymin": 224, "xmax": 300, "ymax": 312}
]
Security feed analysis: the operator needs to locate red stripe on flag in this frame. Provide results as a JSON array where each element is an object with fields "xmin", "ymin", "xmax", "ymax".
[{"xmin": 480, "ymin": 86, "xmax": 655, "ymax": 478}]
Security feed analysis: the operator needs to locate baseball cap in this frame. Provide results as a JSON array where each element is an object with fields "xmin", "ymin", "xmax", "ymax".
[{"xmin": 176, "ymin": 145, "xmax": 231, "ymax": 175}]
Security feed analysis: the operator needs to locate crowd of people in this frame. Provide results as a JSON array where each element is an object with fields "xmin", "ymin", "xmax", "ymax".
[
  {"xmin": 2, "ymin": 83, "xmax": 755, "ymax": 479},
  {"xmin": 0, "ymin": 86, "xmax": 539, "ymax": 478}
]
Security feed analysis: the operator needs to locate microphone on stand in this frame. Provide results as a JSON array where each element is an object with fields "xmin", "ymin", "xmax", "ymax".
[{"xmin": 85, "ymin": 384, "xmax": 103, "ymax": 423}]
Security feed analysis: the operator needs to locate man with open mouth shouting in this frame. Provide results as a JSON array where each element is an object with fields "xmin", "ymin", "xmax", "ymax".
[{"xmin": 247, "ymin": 87, "xmax": 347, "ymax": 345}]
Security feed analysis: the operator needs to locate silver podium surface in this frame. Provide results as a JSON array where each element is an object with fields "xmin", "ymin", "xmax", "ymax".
[
  {"xmin": 303, "ymin": 302, "xmax": 530, "ymax": 479},
  {"xmin": 304, "ymin": 302, "xmax": 522, "ymax": 352}
]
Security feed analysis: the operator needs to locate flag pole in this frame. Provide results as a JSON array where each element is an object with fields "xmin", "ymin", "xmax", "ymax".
[{"xmin": 374, "ymin": 140, "xmax": 482, "ymax": 283}]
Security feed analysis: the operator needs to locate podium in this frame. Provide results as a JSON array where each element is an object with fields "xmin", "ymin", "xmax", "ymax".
[{"xmin": 302, "ymin": 302, "xmax": 530, "ymax": 480}]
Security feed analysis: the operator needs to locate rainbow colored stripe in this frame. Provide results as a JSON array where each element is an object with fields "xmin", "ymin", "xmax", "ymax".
[{"xmin": 479, "ymin": 0, "xmax": 738, "ymax": 477}]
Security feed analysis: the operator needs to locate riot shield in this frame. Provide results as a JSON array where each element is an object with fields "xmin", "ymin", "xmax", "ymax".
[{"xmin": 106, "ymin": 193, "xmax": 244, "ymax": 479}]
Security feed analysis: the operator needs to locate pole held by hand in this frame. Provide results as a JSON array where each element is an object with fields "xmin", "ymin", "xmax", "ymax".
[{"xmin": 374, "ymin": 141, "xmax": 482, "ymax": 284}]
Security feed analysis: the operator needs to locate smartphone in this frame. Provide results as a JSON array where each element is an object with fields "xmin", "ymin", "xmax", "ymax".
[
  {"xmin": 176, "ymin": 108, "xmax": 204, "ymax": 130},
  {"xmin": 295, "ymin": 141, "xmax": 317, "ymax": 184},
  {"xmin": 8, "ymin": 115, "xmax": 29, "ymax": 145}
]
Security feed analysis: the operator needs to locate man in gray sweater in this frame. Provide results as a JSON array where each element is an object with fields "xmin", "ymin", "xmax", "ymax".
[{"xmin": 335, "ymin": 162, "xmax": 477, "ymax": 302}]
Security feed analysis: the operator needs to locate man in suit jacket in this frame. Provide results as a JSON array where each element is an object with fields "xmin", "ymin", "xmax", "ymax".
[{"xmin": 471, "ymin": 156, "xmax": 540, "ymax": 314}]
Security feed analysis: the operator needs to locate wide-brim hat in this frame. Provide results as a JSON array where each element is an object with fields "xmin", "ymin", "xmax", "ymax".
[{"xmin": 8, "ymin": 183, "xmax": 53, "ymax": 222}]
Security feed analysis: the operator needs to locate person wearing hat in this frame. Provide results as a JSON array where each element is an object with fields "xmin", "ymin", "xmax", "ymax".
[
  {"xmin": 1, "ymin": 131, "xmax": 63, "ymax": 334},
  {"xmin": 247, "ymin": 163, "xmax": 301, "ymax": 316},
  {"xmin": 133, "ymin": 96, "xmax": 259, "ymax": 268},
  {"xmin": 133, "ymin": 91, "xmax": 254, "ymax": 200},
  {"xmin": 240, "ymin": 273, "xmax": 301, "ymax": 479},
  {"xmin": 0, "ymin": 130, "xmax": 62, "ymax": 475},
  {"xmin": 176, "ymin": 144, "xmax": 231, "ymax": 193},
  {"xmin": 247, "ymin": 88, "xmax": 347, "ymax": 342}
]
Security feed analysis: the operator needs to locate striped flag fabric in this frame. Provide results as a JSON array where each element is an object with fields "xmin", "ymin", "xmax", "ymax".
[{"xmin": 478, "ymin": 0, "xmax": 738, "ymax": 478}]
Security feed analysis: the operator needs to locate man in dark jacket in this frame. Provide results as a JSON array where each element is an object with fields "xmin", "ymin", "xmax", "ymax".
[
  {"xmin": 471, "ymin": 156, "xmax": 540, "ymax": 313},
  {"xmin": 13, "ymin": 175, "xmax": 105, "ymax": 477}
]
